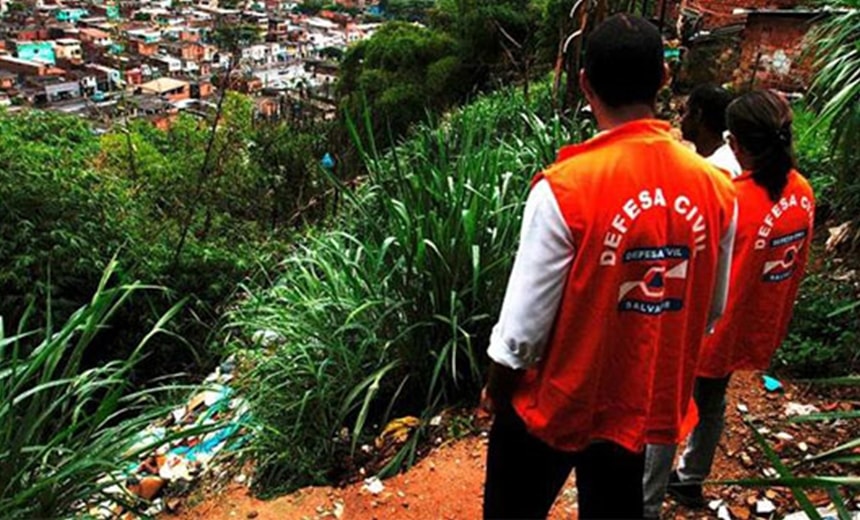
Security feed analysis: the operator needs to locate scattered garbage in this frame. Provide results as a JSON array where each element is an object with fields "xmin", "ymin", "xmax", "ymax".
[
  {"xmin": 798, "ymin": 441, "xmax": 809, "ymax": 452},
  {"xmin": 729, "ymin": 505, "xmax": 751, "ymax": 520},
  {"xmin": 710, "ymin": 499, "xmax": 725, "ymax": 511},
  {"xmin": 762, "ymin": 375, "xmax": 783, "ymax": 392},
  {"xmin": 79, "ymin": 357, "xmax": 250, "ymax": 519},
  {"xmin": 826, "ymin": 221, "xmax": 852, "ymax": 252},
  {"xmin": 429, "ymin": 415, "xmax": 443, "ymax": 427},
  {"xmin": 717, "ymin": 504, "xmax": 733, "ymax": 520},
  {"xmin": 737, "ymin": 403, "xmax": 749, "ymax": 413},
  {"xmin": 321, "ymin": 152, "xmax": 336, "ymax": 170},
  {"xmin": 251, "ymin": 328, "xmax": 283, "ymax": 347},
  {"xmin": 756, "ymin": 498, "xmax": 777, "ymax": 514},
  {"xmin": 775, "ymin": 431, "xmax": 795, "ymax": 441},
  {"xmin": 785, "ymin": 402, "xmax": 821, "ymax": 417},
  {"xmin": 362, "ymin": 476, "xmax": 385, "ymax": 495},
  {"xmin": 375, "ymin": 416, "xmax": 421, "ymax": 449},
  {"xmin": 784, "ymin": 506, "xmax": 860, "ymax": 520}
]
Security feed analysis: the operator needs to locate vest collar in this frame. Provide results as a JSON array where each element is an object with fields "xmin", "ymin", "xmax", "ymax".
[{"xmin": 556, "ymin": 119, "xmax": 673, "ymax": 162}]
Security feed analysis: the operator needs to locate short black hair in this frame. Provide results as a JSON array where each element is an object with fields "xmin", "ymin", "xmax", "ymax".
[
  {"xmin": 688, "ymin": 85, "xmax": 734, "ymax": 135},
  {"xmin": 584, "ymin": 14, "xmax": 664, "ymax": 108}
]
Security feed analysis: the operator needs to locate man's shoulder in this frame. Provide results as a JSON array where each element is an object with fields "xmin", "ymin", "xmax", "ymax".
[{"xmin": 706, "ymin": 144, "xmax": 742, "ymax": 178}]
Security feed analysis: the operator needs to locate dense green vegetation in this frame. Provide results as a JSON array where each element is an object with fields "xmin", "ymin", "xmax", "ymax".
[
  {"xmin": 339, "ymin": 0, "xmax": 572, "ymax": 141},
  {"xmin": 0, "ymin": 96, "xmax": 334, "ymax": 381},
  {"xmin": 808, "ymin": 0, "xmax": 860, "ymax": 214},
  {"xmin": 339, "ymin": 22, "xmax": 464, "ymax": 139}
]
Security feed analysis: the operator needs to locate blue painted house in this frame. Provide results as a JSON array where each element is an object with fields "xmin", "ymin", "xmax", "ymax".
[
  {"xmin": 56, "ymin": 8, "xmax": 89, "ymax": 23},
  {"xmin": 15, "ymin": 41, "xmax": 56, "ymax": 65}
]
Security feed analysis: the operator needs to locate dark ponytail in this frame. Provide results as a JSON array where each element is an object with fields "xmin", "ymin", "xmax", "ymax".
[{"xmin": 726, "ymin": 90, "xmax": 795, "ymax": 202}]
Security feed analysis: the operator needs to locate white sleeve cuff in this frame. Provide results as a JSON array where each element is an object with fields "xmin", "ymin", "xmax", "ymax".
[{"xmin": 487, "ymin": 324, "xmax": 539, "ymax": 370}]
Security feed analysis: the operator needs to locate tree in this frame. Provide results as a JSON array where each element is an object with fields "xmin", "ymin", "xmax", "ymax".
[
  {"xmin": 430, "ymin": 0, "xmax": 545, "ymax": 94},
  {"xmin": 385, "ymin": 0, "xmax": 435, "ymax": 20},
  {"xmin": 808, "ymin": 2, "xmax": 860, "ymax": 213},
  {"xmin": 339, "ymin": 22, "xmax": 464, "ymax": 139},
  {"xmin": 252, "ymin": 121, "xmax": 333, "ymax": 229},
  {"xmin": 0, "ymin": 112, "xmax": 136, "ymax": 324}
]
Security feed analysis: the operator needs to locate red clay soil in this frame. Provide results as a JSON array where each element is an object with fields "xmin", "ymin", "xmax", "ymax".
[{"xmin": 169, "ymin": 371, "xmax": 859, "ymax": 520}]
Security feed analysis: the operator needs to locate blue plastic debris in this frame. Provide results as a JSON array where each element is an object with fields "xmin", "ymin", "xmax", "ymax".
[
  {"xmin": 763, "ymin": 374, "xmax": 783, "ymax": 392},
  {"xmin": 321, "ymin": 152, "xmax": 335, "ymax": 170}
]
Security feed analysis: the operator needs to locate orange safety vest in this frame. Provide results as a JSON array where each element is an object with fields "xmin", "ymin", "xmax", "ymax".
[
  {"xmin": 697, "ymin": 170, "xmax": 815, "ymax": 378},
  {"xmin": 510, "ymin": 119, "xmax": 736, "ymax": 453}
]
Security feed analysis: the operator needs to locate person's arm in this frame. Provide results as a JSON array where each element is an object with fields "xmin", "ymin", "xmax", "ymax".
[
  {"xmin": 483, "ymin": 179, "xmax": 575, "ymax": 412},
  {"xmin": 706, "ymin": 200, "xmax": 737, "ymax": 333}
]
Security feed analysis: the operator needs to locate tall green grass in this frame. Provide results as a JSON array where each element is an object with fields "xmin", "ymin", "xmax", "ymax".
[
  {"xmin": 0, "ymin": 262, "xmax": 182, "ymax": 519},
  {"xmin": 229, "ymin": 84, "xmax": 592, "ymax": 492}
]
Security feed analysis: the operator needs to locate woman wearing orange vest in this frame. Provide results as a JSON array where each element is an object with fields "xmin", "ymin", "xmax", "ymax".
[
  {"xmin": 648, "ymin": 90, "xmax": 815, "ymax": 515},
  {"xmin": 481, "ymin": 14, "xmax": 737, "ymax": 520}
]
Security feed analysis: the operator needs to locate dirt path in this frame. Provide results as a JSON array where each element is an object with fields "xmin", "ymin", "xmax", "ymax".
[{"xmin": 169, "ymin": 372, "xmax": 856, "ymax": 520}]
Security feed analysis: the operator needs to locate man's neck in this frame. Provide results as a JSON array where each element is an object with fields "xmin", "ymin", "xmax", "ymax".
[
  {"xmin": 695, "ymin": 132, "xmax": 723, "ymax": 157},
  {"xmin": 595, "ymin": 104, "xmax": 656, "ymax": 131}
]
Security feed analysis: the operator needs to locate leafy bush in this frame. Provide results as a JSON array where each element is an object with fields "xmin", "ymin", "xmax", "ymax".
[
  {"xmin": 0, "ymin": 263, "xmax": 180, "ymax": 519},
  {"xmin": 1, "ymin": 102, "xmax": 330, "ymax": 381},
  {"xmin": 339, "ymin": 22, "xmax": 466, "ymax": 140},
  {"xmin": 230, "ymin": 84, "xmax": 591, "ymax": 493},
  {"xmin": 776, "ymin": 267, "xmax": 860, "ymax": 377},
  {"xmin": 0, "ymin": 111, "xmax": 140, "ymax": 325},
  {"xmin": 806, "ymin": 2, "xmax": 860, "ymax": 214},
  {"xmin": 792, "ymin": 105, "xmax": 837, "ymax": 218}
]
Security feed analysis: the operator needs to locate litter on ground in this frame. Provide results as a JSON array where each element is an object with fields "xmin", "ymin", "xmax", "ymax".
[{"xmin": 79, "ymin": 357, "xmax": 249, "ymax": 519}]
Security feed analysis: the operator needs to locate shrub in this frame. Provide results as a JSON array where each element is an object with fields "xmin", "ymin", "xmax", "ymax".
[
  {"xmin": 0, "ymin": 263, "xmax": 181, "ymax": 519},
  {"xmin": 775, "ymin": 266, "xmax": 860, "ymax": 377},
  {"xmin": 0, "ymin": 111, "xmax": 140, "ymax": 326},
  {"xmin": 792, "ymin": 105, "xmax": 837, "ymax": 219},
  {"xmin": 230, "ymin": 84, "xmax": 591, "ymax": 493},
  {"xmin": 1, "ymin": 105, "xmax": 320, "ymax": 382},
  {"xmin": 806, "ymin": 3, "xmax": 860, "ymax": 215}
]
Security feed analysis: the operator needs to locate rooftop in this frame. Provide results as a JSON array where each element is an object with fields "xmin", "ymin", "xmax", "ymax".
[{"xmin": 139, "ymin": 76, "xmax": 189, "ymax": 94}]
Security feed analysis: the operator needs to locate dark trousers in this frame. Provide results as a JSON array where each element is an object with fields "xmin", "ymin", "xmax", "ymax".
[{"xmin": 484, "ymin": 408, "xmax": 645, "ymax": 520}]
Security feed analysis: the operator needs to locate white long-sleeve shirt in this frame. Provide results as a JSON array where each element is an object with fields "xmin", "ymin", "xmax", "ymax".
[
  {"xmin": 707, "ymin": 142, "xmax": 743, "ymax": 178},
  {"xmin": 487, "ymin": 179, "xmax": 737, "ymax": 371}
]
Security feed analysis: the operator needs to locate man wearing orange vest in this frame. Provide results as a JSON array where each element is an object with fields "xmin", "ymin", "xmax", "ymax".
[{"xmin": 481, "ymin": 14, "xmax": 737, "ymax": 519}]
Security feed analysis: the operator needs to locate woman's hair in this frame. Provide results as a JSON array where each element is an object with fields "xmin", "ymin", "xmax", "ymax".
[{"xmin": 726, "ymin": 90, "xmax": 795, "ymax": 202}]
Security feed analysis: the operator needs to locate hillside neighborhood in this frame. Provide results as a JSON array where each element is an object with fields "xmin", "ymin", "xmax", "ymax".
[
  {"xmin": 0, "ymin": 0, "xmax": 380, "ymax": 128},
  {"xmin": 0, "ymin": 0, "xmax": 846, "ymax": 130}
]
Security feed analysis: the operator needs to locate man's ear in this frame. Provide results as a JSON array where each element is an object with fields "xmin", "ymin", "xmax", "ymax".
[
  {"xmin": 579, "ymin": 69, "xmax": 594, "ymax": 103},
  {"xmin": 691, "ymin": 106, "xmax": 703, "ymax": 124},
  {"xmin": 727, "ymin": 133, "xmax": 739, "ymax": 154}
]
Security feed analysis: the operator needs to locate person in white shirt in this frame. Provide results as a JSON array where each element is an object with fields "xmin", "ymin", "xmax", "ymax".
[
  {"xmin": 642, "ymin": 84, "xmax": 742, "ymax": 519},
  {"xmin": 680, "ymin": 85, "xmax": 742, "ymax": 177}
]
